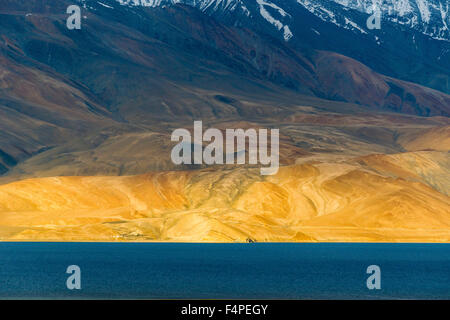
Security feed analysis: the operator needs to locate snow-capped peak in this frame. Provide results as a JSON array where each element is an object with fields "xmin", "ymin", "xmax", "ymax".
[
  {"xmin": 111, "ymin": 0, "xmax": 449, "ymax": 42},
  {"xmin": 325, "ymin": 0, "xmax": 449, "ymax": 40}
]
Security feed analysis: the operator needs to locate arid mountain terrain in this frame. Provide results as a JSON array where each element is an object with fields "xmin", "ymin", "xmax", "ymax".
[
  {"xmin": 0, "ymin": 149, "xmax": 449, "ymax": 242},
  {"xmin": 0, "ymin": 0, "xmax": 448, "ymax": 242}
]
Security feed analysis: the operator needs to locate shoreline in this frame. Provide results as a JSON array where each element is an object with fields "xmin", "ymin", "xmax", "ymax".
[{"xmin": 1, "ymin": 240, "xmax": 450, "ymax": 244}]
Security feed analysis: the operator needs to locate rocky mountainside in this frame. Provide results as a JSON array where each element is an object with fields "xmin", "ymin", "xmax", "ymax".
[
  {"xmin": 109, "ymin": 0, "xmax": 450, "ymax": 94},
  {"xmin": 0, "ymin": 0, "xmax": 449, "ymax": 176}
]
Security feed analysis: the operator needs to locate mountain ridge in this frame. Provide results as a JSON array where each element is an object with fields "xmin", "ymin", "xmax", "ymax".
[
  {"xmin": 112, "ymin": 0, "xmax": 450, "ymax": 41},
  {"xmin": 105, "ymin": 0, "xmax": 450, "ymax": 94}
]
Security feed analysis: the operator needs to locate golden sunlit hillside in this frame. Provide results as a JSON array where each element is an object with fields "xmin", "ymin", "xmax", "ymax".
[{"xmin": 0, "ymin": 150, "xmax": 448, "ymax": 242}]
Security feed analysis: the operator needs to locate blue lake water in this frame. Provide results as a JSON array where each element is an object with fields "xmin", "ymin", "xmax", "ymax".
[{"xmin": 0, "ymin": 243, "xmax": 449, "ymax": 299}]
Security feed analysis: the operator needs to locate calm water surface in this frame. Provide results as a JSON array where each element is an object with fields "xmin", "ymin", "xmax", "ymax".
[{"xmin": 0, "ymin": 243, "xmax": 449, "ymax": 299}]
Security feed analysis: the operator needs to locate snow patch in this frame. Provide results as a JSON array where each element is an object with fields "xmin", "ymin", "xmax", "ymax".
[
  {"xmin": 256, "ymin": 0, "xmax": 293, "ymax": 41},
  {"xmin": 97, "ymin": 1, "xmax": 114, "ymax": 8},
  {"xmin": 416, "ymin": 0, "xmax": 431, "ymax": 23}
]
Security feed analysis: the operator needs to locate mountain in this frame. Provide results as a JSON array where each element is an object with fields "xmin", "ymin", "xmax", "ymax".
[
  {"xmin": 111, "ymin": 0, "xmax": 450, "ymax": 94},
  {"xmin": 116, "ymin": 0, "xmax": 450, "ymax": 41},
  {"xmin": 0, "ymin": 0, "xmax": 449, "ymax": 177},
  {"xmin": 3, "ymin": 0, "xmax": 449, "ymax": 118},
  {"xmin": 299, "ymin": 0, "xmax": 450, "ymax": 41},
  {"xmin": 330, "ymin": 0, "xmax": 449, "ymax": 40},
  {"xmin": 0, "ymin": 0, "xmax": 448, "ymax": 242}
]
